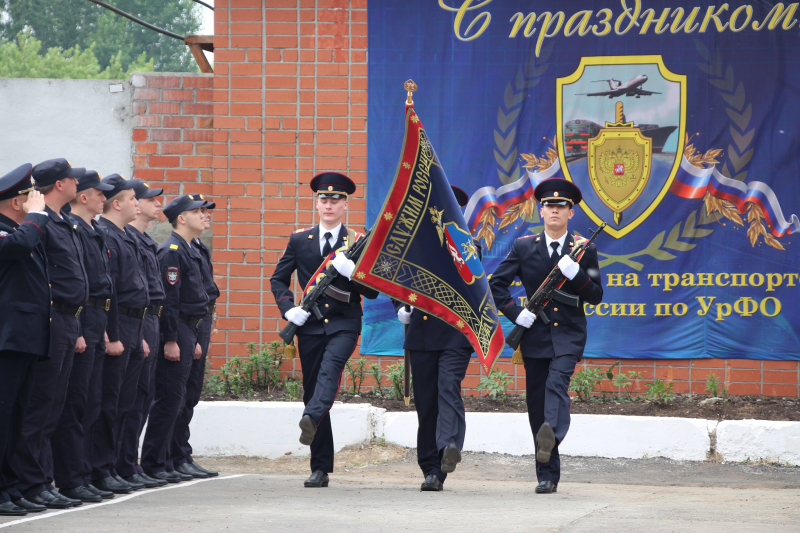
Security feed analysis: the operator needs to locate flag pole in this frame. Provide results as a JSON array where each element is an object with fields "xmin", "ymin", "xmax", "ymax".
[{"xmin": 402, "ymin": 79, "xmax": 417, "ymax": 407}]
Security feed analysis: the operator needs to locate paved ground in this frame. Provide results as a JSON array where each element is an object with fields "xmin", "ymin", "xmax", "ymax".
[{"xmin": 2, "ymin": 447, "xmax": 798, "ymax": 532}]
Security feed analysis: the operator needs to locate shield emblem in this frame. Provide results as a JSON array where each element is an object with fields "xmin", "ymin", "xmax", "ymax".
[
  {"xmin": 167, "ymin": 267, "xmax": 179, "ymax": 285},
  {"xmin": 443, "ymin": 222, "xmax": 484, "ymax": 285},
  {"xmin": 556, "ymin": 55, "xmax": 687, "ymax": 238}
]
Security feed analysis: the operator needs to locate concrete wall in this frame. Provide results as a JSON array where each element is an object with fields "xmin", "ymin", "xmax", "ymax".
[{"xmin": 0, "ymin": 78, "xmax": 134, "ymax": 178}]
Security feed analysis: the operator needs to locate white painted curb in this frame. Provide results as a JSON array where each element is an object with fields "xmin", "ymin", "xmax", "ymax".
[
  {"xmin": 716, "ymin": 419, "xmax": 800, "ymax": 464},
  {"xmin": 185, "ymin": 402, "xmax": 800, "ymax": 465}
]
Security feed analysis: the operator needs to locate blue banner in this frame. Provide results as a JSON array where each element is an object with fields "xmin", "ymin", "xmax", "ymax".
[{"xmin": 365, "ymin": 0, "xmax": 800, "ymax": 361}]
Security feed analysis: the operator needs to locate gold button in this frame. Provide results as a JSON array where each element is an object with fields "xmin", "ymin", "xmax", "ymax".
[
  {"xmin": 423, "ymin": 316, "xmax": 428, "ymax": 320},
  {"xmin": 554, "ymin": 322, "xmax": 559, "ymax": 327},
  {"xmin": 553, "ymin": 308, "xmax": 558, "ymax": 312},
  {"xmin": 49, "ymin": 284, "xmax": 52, "ymax": 288},
  {"xmin": 50, "ymin": 301, "xmax": 53, "ymax": 305},
  {"xmin": 324, "ymin": 319, "xmax": 329, "ymax": 323},
  {"xmin": 325, "ymin": 304, "xmax": 329, "ymax": 308}
]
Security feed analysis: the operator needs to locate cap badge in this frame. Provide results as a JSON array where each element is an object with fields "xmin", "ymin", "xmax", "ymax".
[
  {"xmin": 328, "ymin": 186, "xmax": 333, "ymax": 191},
  {"xmin": 554, "ymin": 192, "xmax": 559, "ymax": 197},
  {"xmin": 143, "ymin": 182, "xmax": 149, "ymax": 188}
]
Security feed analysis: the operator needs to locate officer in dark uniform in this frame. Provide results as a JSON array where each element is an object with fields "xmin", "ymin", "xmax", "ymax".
[
  {"xmin": 115, "ymin": 179, "xmax": 167, "ymax": 489},
  {"xmin": 92, "ymin": 175, "xmax": 150, "ymax": 494},
  {"xmin": 489, "ymin": 178, "xmax": 603, "ymax": 494},
  {"xmin": 0, "ymin": 164, "xmax": 50, "ymax": 516},
  {"xmin": 393, "ymin": 186, "xmax": 477, "ymax": 492},
  {"xmin": 140, "ymin": 194, "xmax": 208, "ymax": 484},
  {"xmin": 13, "ymin": 158, "xmax": 88, "ymax": 510},
  {"xmin": 270, "ymin": 172, "xmax": 378, "ymax": 488},
  {"xmin": 170, "ymin": 195, "xmax": 220, "ymax": 479},
  {"xmin": 50, "ymin": 171, "xmax": 115, "ymax": 504}
]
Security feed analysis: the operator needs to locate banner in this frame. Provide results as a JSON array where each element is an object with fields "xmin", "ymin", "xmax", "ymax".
[
  {"xmin": 354, "ymin": 102, "xmax": 505, "ymax": 372},
  {"xmin": 365, "ymin": 0, "xmax": 800, "ymax": 361}
]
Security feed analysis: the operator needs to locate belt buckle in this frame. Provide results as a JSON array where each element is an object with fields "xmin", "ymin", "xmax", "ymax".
[
  {"xmin": 105, "ymin": 299, "xmax": 110, "ymax": 312},
  {"xmin": 142, "ymin": 308, "xmax": 147, "ymax": 319},
  {"xmin": 158, "ymin": 306, "xmax": 163, "ymax": 317},
  {"xmin": 211, "ymin": 304, "xmax": 216, "ymax": 315},
  {"xmin": 75, "ymin": 306, "xmax": 83, "ymax": 318},
  {"xmin": 195, "ymin": 317, "xmax": 203, "ymax": 328}
]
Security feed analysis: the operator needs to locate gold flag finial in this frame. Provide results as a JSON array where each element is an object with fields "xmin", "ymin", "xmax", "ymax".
[{"xmin": 404, "ymin": 79, "xmax": 417, "ymax": 106}]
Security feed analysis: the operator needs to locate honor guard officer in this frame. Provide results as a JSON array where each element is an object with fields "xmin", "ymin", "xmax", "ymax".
[
  {"xmin": 115, "ymin": 179, "xmax": 168, "ymax": 490},
  {"xmin": 169, "ymin": 195, "xmax": 220, "ymax": 479},
  {"xmin": 0, "ymin": 165, "xmax": 50, "ymax": 516},
  {"xmin": 51, "ymin": 172, "xmax": 115, "ymax": 504},
  {"xmin": 394, "ymin": 186, "xmax": 477, "ymax": 492},
  {"xmin": 489, "ymin": 178, "xmax": 603, "ymax": 494},
  {"xmin": 93, "ymin": 175, "xmax": 150, "ymax": 495},
  {"xmin": 140, "ymin": 194, "xmax": 208, "ymax": 484},
  {"xmin": 13, "ymin": 158, "xmax": 89, "ymax": 510},
  {"xmin": 270, "ymin": 172, "xmax": 378, "ymax": 488}
]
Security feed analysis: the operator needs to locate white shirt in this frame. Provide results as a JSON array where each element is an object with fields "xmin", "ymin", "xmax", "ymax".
[
  {"xmin": 544, "ymin": 231, "xmax": 568, "ymax": 257},
  {"xmin": 319, "ymin": 223, "xmax": 341, "ymax": 255}
]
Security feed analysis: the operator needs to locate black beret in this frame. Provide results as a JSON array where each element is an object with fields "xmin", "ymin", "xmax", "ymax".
[
  {"xmin": 32, "ymin": 158, "xmax": 85, "ymax": 186},
  {"xmin": 0, "ymin": 163, "xmax": 34, "ymax": 202},
  {"xmin": 310, "ymin": 172, "xmax": 356, "ymax": 199},
  {"xmin": 534, "ymin": 178, "xmax": 582, "ymax": 206},
  {"xmin": 77, "ymin": 171, "xmax": 114, "ymax": 193},
  {"xmin": 163, "ymin": 193, "xmax": 206, "ymax": 222}
]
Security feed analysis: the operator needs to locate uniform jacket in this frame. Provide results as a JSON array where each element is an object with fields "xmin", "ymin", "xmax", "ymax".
[
  {"xmin": 489, "ymin": 231, "xmax": 603, "ymax": 359},
  {"xmin": 0, "ymin": 212, "xmax": 51, "ymax": 357},
  {"xmin": 71, "ymin": 215, "xmax": 112, "ymax": 301},
  {"xmin": 98, "ymin": 217, "xmax": 150, "ymax": 343},
  {"xmin": 270, "ymin": 224, "xmax": 379, "ymax": 336},
  {"xmin": 127, "ymin": 225, "xmax": 166, "ymax": 307},
  {"xmin": 158, "ymin": 232, "xmax": 209, "ymax": 343},
  {"xmin": 44, "ymin": 205, "xmax": 89, "ymax": 307},
  {"xmin": 194, "ymin": 238, "xmax": 220, "ymax": 304}
]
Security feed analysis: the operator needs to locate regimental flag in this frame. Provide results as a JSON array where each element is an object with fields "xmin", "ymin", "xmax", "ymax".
[{"xmin": 353, "ymin": 104, "xmax": 505, "ymax": 373}]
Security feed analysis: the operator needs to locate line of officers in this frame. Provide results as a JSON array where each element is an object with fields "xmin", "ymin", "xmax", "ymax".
[{"xmin": 0, "ymin": 159, "xmax": 220, "ymax": 516}]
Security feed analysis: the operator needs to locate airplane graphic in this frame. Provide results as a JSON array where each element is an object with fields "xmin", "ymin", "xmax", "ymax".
[{"xmin": 577, "ymin": 75, "xmax": 661, "ymax": 99}]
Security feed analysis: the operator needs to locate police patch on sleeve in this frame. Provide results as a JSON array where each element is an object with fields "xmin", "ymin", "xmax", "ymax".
[{"xmin": 167, "ymin": 266, "xmax": 179, "ymax": 285}]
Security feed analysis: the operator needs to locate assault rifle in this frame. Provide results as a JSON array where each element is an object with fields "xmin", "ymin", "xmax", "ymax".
[
  {"xmin": 279, "ymin": 228, "xmax": 372, "ymax": 345},
  {"xmin": 504, "ymin": 223, "xmax": 606, "ymax": 350}
]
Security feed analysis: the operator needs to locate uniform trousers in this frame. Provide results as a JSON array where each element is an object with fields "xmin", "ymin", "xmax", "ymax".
[
  {"xmin": 80, "ymin": 308, "xmax": 108, "ymax": 487},
  {"xmin": 297, "ymin": 331, "xmax": 358, "ymax": 474},
  {"xmin": 116, "ymin": 312, "xmax": 159, "ymax": 478},
  {"xmin": 140, "ymin": 322, "xmax": 198, "ymax": 475},
  {"xmin": 524, "ymin": 354, "xmax": 578, "ymax": 484},
  {"xmin": 0, "ymin": 351, "xmax": 38, "ymax": 502},
  {"xmin": 90, "ymin": 314, "xmax": 144, "ymax": 481},
  {"xmin": 15, "ymin": 309, "xmax": 79, "ymax": 499},
  {"xmin": 52, "ymin": 306, "xmax": 106, "ymax": 489},
  {"xmin": 169, "ymin": 310, "xmax": 213, "ymax": 469},
  {"xmin": 409, "ymin": 348, "xmax": 472, "ymax": 483}
]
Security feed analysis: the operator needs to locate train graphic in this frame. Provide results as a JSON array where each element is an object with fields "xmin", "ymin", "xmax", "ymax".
[{"xmin": 564, "ymin": 119, "xmax": 677, "ymax": 156}]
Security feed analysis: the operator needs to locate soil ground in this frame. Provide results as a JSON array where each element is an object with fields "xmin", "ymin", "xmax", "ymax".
[{"xmin": 201, "ymin": 388, "xmax": 800, "ymax": 421}]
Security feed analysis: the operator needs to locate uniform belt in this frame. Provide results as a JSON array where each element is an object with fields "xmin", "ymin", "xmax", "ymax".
[
  {"xmin": 147, "ymin": 305, "xmax": 163, "ymax": 317},
  {"xmin": 52, "ymin": 302, "xmax": 83, "ymax": 317},
  {"xmin": 179, "ymin": 315, "xmax": 204, "ymax": 328},
  {"xmin": 118, "ymin": 305, "xmax": 147, "ymax": 319},
  {"xmin": 207, "ymin": 303, "xmax": 216, "ymax": 316},
  {"xmin": 323, "ymin": 285, "xmax": 354, "ymax": 304},
  {"xmin": 86, "ymin": 296, "xmax": 111, "ymax": 311}
]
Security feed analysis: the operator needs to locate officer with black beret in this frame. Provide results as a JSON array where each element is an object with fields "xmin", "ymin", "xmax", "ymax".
[
  {"xmin": 49, "ymin": 171, "xmax": 115, "ymax": 503},
  {"xmin": 0, "ymin": 164, "xmax": 50, "ymax": 516},
  {"xmin": 114, "ymin": 179, "xmax": 168, "ymax": 489},
  {"xmin": 92, "ymin": 174, "xmax": 150, "ymax": 495},
  {"xmin": 393, "ymin": 185, "xmax": 478, "ymax": 492},
  {"xmin": 489, "ymin": 178, "xmax": 603, "ymax": 494},
  {"xmin": 140, "ymin": 194, "xmax": 208, "ymax": 484},
  {"xmin": 169, "ymin": 194, "xmax": 220, "ymax": 479},
  {"xmin": 12, "ymin": 158, "xmax": 89, "ymax": 510},
  {"xmin": 270, "ymin": 172, "xmax": 378, "ymax": 488}
]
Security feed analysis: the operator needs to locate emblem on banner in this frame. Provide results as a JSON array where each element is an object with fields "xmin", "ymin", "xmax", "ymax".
[
  {"xmin": 443, "ymin": 222, "xmax": 484, "ymax": 284},
  {"xmin": 556, "ymin": 55, "xmax": 687, "ymax": 238}
]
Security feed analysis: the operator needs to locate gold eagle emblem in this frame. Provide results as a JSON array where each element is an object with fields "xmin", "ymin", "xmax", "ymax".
[
  {"xmin": 598, "ymin": 145, "xmax": 640, "ymax": 188},
  {"xmin": 429, "ymin": 206, "xmax": 445, "ymax": 246}
]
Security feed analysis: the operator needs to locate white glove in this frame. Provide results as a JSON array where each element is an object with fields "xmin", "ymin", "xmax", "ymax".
[
  {"xmin": 397, "ymin": 306, "xmax": 413, "ymax": 324},
  {"xmin": 286, "ymin": 306, "xmax": 311, "ymax": 326},
  {"xmin": 515, "ymin": 308, "xmax": 536, "ymax": 328},
  {"xmin": 558, "ymin": 255, "xmax": 580, "ymax": 280},
  {"xmin": 331, "ymin": 252, "xmax": 355, "ymax": 280}
]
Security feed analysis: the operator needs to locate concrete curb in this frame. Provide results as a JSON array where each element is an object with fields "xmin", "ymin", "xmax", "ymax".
[{"xmin": 186, "ymin": 401, "xmax": 800, "ymax": 465}]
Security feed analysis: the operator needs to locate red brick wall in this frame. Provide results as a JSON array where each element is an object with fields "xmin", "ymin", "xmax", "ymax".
[{"xmin": 128, "ymin": 1, "xmax": 799, "ymax": 399}]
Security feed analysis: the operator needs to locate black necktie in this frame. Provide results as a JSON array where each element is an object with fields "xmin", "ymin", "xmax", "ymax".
[
  {"xmin": 322, "ymin": 232, "xmax": 333, "ymax": 257},
  {"xmin": 550, "ymin": 241, "xmax": 560, "ymax": 267}
]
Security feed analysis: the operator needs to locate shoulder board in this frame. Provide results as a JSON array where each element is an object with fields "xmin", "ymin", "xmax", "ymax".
[
  {"xmin": 169, "ymin": 243, "xmax": 179, "ymax": 250},
  {"xmin": 73, "ymin": 224, "xmax": 78, "ymax": 229},
  {"xmin": 292, "ymin": 226, "xmax": 314, "ymax": 234},
  {"xmin": 517, "ymin": 234, "xmax": 537, "ymax": 240}
]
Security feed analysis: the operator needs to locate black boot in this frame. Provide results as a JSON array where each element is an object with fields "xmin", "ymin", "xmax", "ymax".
[
  {"xmin": 303, "ymin": 470, "xmax": 329, "ymax": 488},
  {"xmin": 420, "ymin": 474, "xmax": 443, "ymax": 492}
]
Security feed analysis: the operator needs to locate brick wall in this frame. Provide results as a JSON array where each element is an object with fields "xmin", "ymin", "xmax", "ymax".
[{"xmin": 129, "ymin": 1, "xmax": 799, "ymax": 399}]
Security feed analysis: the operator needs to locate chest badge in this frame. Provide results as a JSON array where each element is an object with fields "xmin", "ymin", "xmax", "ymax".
[{"xmin": 167, "ymin": 267, "xmax": 179, "ymax": 285}]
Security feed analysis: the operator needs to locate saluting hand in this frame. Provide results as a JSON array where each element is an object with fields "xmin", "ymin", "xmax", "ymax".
[
  {"xmin": 75, "ymin": 336, "xmax": 86, "ymax": 353},
  {"xmin": 194, "ymin": 343, "xmax": 202, "ymax": 360},
  {"xmin": 22, "ymin": 190, "xmax": 45, "ymax": 213},
  {"xmin": 164, "ymin": 341, "xmax": 180, "ymax": 362}
]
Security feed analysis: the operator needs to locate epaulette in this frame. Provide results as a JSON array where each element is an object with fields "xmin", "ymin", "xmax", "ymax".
[
  {"xmin": 517, "ymin": 233, "xmax": 538, "ymax": 240},
  {"xmin": 292, "ymin": 227, "xmax": 314, "ymax": 234},
  {"xmin": 169, "ymin": 243, "xmax": 179, "ymax": 251}
]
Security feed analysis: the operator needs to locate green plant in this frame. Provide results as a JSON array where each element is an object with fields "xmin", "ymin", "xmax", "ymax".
[
  {"xmin": 202, "ymin": 366, "xmax": 226, "ymax": 397},
  {"xmin": 284, "ymin": 378, "xmax": 302, "ymax": 401},
  {"xmin": 612, "ymin": 370, "xmax": 645, "ymax": 400},
  {"xmin": 370, "ymin": 364, "xmax": 385, "ymax": 397},
  {"xmin": 569, "ymin": 366, "xmax": 605, "ymax": 402},
  {"xmin": 246, "ymin": 341, "xmax": 285, "ymax": 392},
  {"xmin": 705, "ymin": 372, "xmax": 728, "ymax": 398},
  {"xmin": 644, "ymin": 378, "xmax": 675, "ymax": 404},
  {"xmin": 386, "ymin": 362, "xmax": 408, "ymax": 401},
  {"xmin": 345, "ymin": 358, "xmax": 367, "ymax": 395},
  {"xmin": 477, "ymin": 370, "xmax": 513, "ymax": 401}
]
